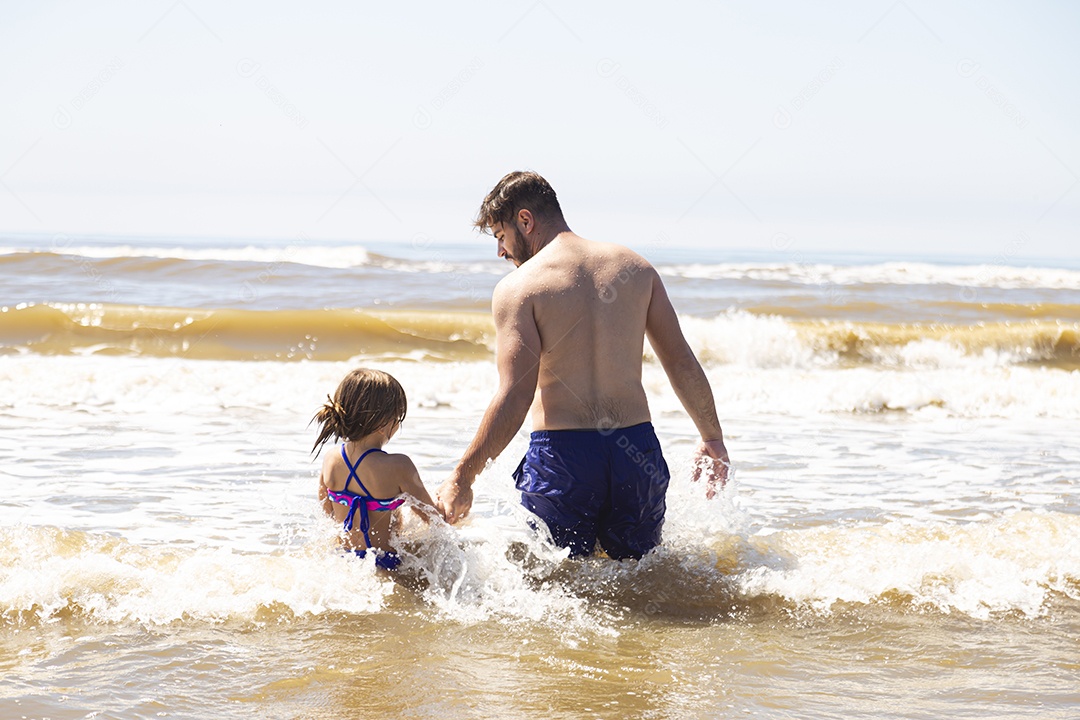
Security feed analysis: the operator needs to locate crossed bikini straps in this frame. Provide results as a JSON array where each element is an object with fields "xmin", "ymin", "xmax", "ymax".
[{"xmin": 325, "ymin": 444, "xmax": 406, "ymax": 549}]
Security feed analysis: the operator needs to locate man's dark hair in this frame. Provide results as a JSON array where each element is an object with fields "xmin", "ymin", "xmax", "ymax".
[{"xmin": 474, "ymin": 171, "xmax": 563, "ymax": 233}]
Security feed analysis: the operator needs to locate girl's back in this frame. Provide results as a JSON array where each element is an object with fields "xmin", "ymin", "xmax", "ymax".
[{"xmin": 320, "ymin": 442, "xmax": 412, "ymax": 553}]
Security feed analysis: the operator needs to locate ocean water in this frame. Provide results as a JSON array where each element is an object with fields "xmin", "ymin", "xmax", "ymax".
[{"xmin": 1, "ymin": 235, "xmax": 1079, "ymax": 719}]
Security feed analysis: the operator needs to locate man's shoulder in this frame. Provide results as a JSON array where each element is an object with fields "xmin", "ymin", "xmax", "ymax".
[
  {"xmin": 493, "ymin": 250, "xmax": 557, "ymax": 297},
  {"xmin": 493, "ymin": 268, "xmax": 530, "ymax": 301},
  {"xmin": 585, "ymin": 238, "xmax": 655, "ymax": 270},
  {"xmin": 492, "ymin": 271, "xmax": 538, "ymax": 322}
]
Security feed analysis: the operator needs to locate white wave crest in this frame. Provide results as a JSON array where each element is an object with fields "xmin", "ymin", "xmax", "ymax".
[
  {"xmin": 660, "ymin": 261, "xmax": 1080, "ymax": 290},
  {"xmin": 734, "ymin": 511, "xmax": 1080, "ymax": 619},
  {"xmin": 12, "ymin": 244, "xmax": 373, "ymax": 269}
]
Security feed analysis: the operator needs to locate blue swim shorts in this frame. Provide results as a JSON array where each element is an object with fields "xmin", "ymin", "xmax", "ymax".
[{"xmin": 513, "ymin": 422, "xmax": 670, "ymax": 560}]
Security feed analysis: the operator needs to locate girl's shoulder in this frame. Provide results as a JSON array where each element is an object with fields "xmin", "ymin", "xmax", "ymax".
[
  {"xmin": 365, "ymin": 450, "xmax": 418, "ymax": 477},
  {"xmin": 371, "ymin": 451, "xmax": 421, "ymax": 494},
  {"xmin": 319, "ymin": 448, "xmax": 345, "ymax": 490}
]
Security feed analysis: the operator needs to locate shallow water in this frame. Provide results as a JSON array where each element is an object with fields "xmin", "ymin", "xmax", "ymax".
[{"xmin": 2, "ymin": 239, "xmax": 1079, "ymax": 718}]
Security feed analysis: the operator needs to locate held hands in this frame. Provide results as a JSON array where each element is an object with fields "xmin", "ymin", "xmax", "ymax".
[
  {"xmin": 692, "ymin": 438, "xmax": 730, "ymax": 500},
  {"xmin": 435, "ymin": 472, "xmax": 474, "ymax": 524}
]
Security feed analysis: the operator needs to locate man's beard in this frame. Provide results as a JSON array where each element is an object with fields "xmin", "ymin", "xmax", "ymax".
[{"xmin": 507, "ymin": 226, "xmax": 533, "ymax": 266}]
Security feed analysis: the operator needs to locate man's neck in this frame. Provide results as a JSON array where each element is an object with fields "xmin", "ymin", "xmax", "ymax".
[{"xmin": 529, "ymin": 222, "xmax": 572, "ymax": 256}]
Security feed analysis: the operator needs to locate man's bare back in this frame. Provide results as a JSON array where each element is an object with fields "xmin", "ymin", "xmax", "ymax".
[{"xmin": 499, "ymin": 232, "xmax": 654, "ymax": 431}]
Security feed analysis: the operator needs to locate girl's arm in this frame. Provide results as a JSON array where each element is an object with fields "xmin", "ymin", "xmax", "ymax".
[
  {"xmin": 388, "ymin": 454, "xmax": 440, "ymax": 521},
  {"xmin": 317, "ymin": 460, "xmax": 334, "ymax": 516}
]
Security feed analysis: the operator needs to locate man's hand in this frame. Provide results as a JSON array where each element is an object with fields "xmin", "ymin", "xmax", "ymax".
[
  {"xmin": 692, "ymin": 438, "xmax": 730, "ymax": 499},
  {"xmin": 435, "ymin": 472, "xmax": 474, "ymax": 524}
]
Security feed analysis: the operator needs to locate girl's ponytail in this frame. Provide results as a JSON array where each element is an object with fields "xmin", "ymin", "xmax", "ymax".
[{"xmin": 310, "ymin": 395, "xmax": 346, "ymax": 454}]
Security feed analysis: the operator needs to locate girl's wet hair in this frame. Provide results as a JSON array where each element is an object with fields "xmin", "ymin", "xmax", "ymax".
[{"xmin": 311, "ymin": 368, "xmax": 408, "ymax": 455}]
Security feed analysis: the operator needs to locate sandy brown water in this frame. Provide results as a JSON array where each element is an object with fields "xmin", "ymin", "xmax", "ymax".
[{"xmin": 5, "ymin": 590, "xmax": 1079, "ymax": 719}]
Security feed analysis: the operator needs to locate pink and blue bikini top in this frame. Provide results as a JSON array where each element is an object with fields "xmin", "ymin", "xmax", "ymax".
[{"xmin": 326, "ymin": 445, "xmax": 406, "ymax": 549}]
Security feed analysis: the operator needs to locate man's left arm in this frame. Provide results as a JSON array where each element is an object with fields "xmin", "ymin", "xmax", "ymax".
[
  {"xmin": 436, "ymin": 281, "xmax": 542, "ymax": 522},
  {"xmin": 644, "ymin": 268, "xmax": 730, "ymax": 497}
]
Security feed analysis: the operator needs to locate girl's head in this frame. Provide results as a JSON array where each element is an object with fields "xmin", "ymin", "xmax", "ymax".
[{"xmin": 311, "ymin": 368, "xmax": 408, "ymax": 454}]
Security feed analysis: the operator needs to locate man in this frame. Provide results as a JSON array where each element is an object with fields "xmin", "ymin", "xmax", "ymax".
[{"xmin": 435, "ymin": 171, "xmax": 729, "ymax": 559}]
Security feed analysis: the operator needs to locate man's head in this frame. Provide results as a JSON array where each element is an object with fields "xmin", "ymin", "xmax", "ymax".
[
  {"xmin": 475, "ymin": 171, "xmax": 567, "ymax": 266},
  {"xmin": 474, "ymin": 171, "xmax": 563, "ymax": 233}
]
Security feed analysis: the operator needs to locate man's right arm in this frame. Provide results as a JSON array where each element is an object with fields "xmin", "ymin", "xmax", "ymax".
[
  {"xmin": 435, "ymin": 279, "xmax": 542, "ymax": 521},
  {"xmin": 644, "ymin": 269, "xmax": 730, "ymax": 496}
]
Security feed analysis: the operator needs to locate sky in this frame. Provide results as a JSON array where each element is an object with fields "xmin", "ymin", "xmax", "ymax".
[{"xmin": 2, "ymin": 1, "xmax": 1078, "ymax": 260}]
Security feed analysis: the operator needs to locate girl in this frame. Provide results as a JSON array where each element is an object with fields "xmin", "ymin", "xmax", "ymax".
[{"xmin": 312, "ymin": 368, "xmax": 437, "ymax": 570}]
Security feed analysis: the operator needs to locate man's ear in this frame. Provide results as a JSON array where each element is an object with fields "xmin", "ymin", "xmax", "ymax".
[{"xmin": 516, "ymin": 208, "xmax": 535, "ymax": 235}]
